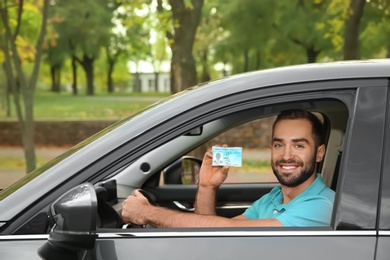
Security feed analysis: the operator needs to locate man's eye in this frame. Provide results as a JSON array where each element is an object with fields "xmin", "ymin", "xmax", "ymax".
[
  {"xmin": 295, "ymin": 144, "xmax": 304, "ymax": 148},
  {"xmin": 274, "ymin": 143, "xmax": 283, "ymax": 148}
]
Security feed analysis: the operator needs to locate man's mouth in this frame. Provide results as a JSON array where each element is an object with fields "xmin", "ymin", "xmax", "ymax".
[{"xmin": 281, "ymin": 165, "xmax": 298, "ymax": 170}]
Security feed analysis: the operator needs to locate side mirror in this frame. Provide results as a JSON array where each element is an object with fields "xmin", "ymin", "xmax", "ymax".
[
  {"xmin": 38, "ymin": 183, "xmax": 98, "ymax": 260},
  {"xmin": 164, "ymin": 156, "xmax": 202, "ymax": 184}
]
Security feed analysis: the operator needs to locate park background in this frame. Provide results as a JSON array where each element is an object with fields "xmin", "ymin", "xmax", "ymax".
[{"xmin": 0, "ymin": 0, "xmax": 389, "ymax": 189}]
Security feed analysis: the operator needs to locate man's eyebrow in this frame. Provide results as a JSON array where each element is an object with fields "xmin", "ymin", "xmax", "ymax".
[
  {"xmin": 291, "ymin": 138, "xmax": 309, "ymax": 144},
  {"xmin": 272, "ymin": 138, "xmax": 283, "ymax": 143},
  {"xmin": 272, "ymin": 138, "xmax": 309, "ymax": 144}
]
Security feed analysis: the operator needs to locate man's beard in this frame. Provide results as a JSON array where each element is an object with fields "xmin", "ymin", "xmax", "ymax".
[{"xmin": 271, "ymin": 153, "xmax": 317, "ymax": 187}]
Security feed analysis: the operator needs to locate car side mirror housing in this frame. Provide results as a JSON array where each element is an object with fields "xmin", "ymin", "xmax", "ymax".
[{"xmin": 38, "ymin": 183, "xmax": 98, "ymax": 260}]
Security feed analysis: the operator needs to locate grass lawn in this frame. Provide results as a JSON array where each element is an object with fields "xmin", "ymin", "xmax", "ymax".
[{"xmin": 0, "ymin": 91, "xmax": 170, "ymax": 120}]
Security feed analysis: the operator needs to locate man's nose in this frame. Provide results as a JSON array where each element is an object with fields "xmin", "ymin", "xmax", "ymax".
[{"xmin": 282, "ymin": 146, "xmax": 294, "ymax": 160}]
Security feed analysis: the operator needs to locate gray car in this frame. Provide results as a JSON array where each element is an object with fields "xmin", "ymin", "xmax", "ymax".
[{"xmin": 1, "ymin": 59, "xmax": 390, "ymax": 259}]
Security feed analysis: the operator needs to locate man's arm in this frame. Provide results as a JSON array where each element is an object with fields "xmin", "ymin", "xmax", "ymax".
[
  {"xmin": 194, "ymin": 149, "xmax": 229, "ymax": 215},
  {"xmin": 122, "ymin": 190, "xmax": 283, "ymax": 228}
]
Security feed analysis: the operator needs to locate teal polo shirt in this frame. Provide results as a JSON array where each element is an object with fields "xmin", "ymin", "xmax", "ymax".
[{"xmin": 243, "ymin": 174, "xmax": 335, "ymax": 226}]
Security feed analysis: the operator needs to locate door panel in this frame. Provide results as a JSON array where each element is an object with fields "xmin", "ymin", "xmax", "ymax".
[
  {"xmin": 376, "ymin": 235, "xmax": 390, "ymax": 260},
  {"xmin": 0, "ymin": 238, "xmax": 46, "ymax": 260},
  {"xmin": 0, "ymin": 231, "xmax": 377, "ymax": 259},
  {"xmin": 100, "ymin": 231, "xmax": 376, "ymax": 260},
  {"xmin": 145, "ymin": 184, "xmax": 275, "ymax": 218}
]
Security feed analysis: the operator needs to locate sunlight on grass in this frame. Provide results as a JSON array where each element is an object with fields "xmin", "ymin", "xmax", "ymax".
[
  {"xmin": 0, "ymin": 156, "xmax": 55, "ymax": 171},
  {"xmin": 0, "ymin": 91, "xmax": 170, "ymax": 120}
]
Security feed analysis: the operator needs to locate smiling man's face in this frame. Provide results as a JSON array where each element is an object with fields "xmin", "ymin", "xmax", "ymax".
[{"xmin": 271, "ymin": 119, "xmax": 324, "ymax": 187}]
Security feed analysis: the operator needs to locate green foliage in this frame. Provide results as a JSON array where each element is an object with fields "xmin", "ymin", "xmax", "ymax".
[
  {"xmin": 360, "ymin": 0, "xmax": 390, "ymax": 58},
  {"xmin": 1, "ymin": 0, "xmax": 389, "ymax": 98},
  {"xmin": 50, "ymin": 0, "xmax": 113, "ymax": 58}
]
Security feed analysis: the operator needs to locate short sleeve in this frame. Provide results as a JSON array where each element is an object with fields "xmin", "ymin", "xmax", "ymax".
[{"xmin": 276, "ymin": 196, "xmax": 334, "ymax": 227}]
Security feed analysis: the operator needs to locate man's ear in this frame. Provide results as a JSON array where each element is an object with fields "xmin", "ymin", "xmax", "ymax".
[{"xmin": 316, "ymin": 144, "xmax": 325, "ymax": 162}]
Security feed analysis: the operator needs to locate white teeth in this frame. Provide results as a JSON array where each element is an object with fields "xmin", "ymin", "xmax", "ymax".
[{"xmin": 282, "ymin": 166, "xmax": 296, "ymax": 169}]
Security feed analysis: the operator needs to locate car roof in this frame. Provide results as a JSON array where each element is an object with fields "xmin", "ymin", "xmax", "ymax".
[{"xmin": 197, "ymin": 58, "xmax": 390, "ymax": 92}]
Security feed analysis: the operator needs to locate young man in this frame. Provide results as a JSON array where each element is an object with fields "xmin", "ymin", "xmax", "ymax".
[{"xmin": 121, "ymin": 109, "xmax": 335, "ymax": 227}]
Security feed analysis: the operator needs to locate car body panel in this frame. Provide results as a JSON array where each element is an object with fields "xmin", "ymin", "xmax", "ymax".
[{"xmin": 0, "ymin": 231, "xmax": 378, "ymax": 260}]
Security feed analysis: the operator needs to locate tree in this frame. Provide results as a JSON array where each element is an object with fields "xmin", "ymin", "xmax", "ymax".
[
  {"xmin": 106, "ymin": 2, "xmax": 150, "ymax": 93},
  {"xmin": 215, "ymin": 0, "xmax": 274, "ymax": 73},
  {"xmin": 45, "ymin": 33, "xmax": 69, "ymax": 93},
  {"xmin": 157, "ymin": 0, "xmax": 204, "ymax": 93},
  {"xmin": 276, "ymin": 0, "xmax": 335, "ymax": 63},
  {"xmin": 217, "ymin": 0, "xmax": 336, "ymax": 70},
  {"xmin": 359, "ymin": 0, "xmax": 390, "ymax": 58},
  {"xmin": 50, "ymin": 0, "xmax": 113, "ymax": 95},
  {"xmin": 343, "ymin": 0, "xmax": 366, "ymax": 60},
  {"xmin": 0, "ymin": 0, "xmax": 49, "ymax": 173},
  {"xmin": 193, "ymin": 0, "xmax": 224, "ymax": 82}
]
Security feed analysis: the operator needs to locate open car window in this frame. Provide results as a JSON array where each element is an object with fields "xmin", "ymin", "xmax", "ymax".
[
  {"xmin": 111, "ymin": 94, "xmax": 350, "ymax": 230},
  {"xmin": 158, "ymin": 108, "xmax": 345, "ymax": 190},
  {"xmin": 164, "ymin": 116, "xmax": 278, "ymax": 185}
]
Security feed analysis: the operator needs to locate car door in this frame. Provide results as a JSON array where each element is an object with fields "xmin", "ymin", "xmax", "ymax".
[
  {"xmin": 0, "ymin": 78, "xmax": 386, "ymax": 260},
  {"xmin": 98, "ymin": 79, "xmax": 385, "ymax": 259}
]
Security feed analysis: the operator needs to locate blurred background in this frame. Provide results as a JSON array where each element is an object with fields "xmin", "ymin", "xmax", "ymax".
[{"xmin": 0, "ymin": 0, "xmax": 389, "ymax": 188}]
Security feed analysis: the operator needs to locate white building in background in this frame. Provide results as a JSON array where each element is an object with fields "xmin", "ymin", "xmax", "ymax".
[
  {"xmin": 128, "ymin": 61, "xmax": 171, "ymax": 93},
  {"xmin": 132, "ymin": 72, "xmax": 171, "ymax": 93}
]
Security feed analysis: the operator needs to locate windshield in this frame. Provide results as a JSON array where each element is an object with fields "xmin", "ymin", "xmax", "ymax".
[{"xmin": 0, "ymin": 98, "xmax": 169, "ymax": 200}]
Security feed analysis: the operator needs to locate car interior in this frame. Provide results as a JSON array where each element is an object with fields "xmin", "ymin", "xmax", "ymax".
[{"xmin": 94, "ymin": 98, "xmax": 349, "ymax": 229}]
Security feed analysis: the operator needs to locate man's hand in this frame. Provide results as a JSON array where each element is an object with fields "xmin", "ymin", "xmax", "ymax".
[
  {"xmin": 122, "ymin": 190, "xmax": 152, "ymax": 225},
  {"xmin": 194, "ymin": 145, "xmax": 229, "ymax": 215},
  {"xmin": 198, "ymin": 145, "xmax": 230, "ymax": 189}
]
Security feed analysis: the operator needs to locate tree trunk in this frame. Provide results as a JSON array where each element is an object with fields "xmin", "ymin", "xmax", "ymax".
[
  {"xmin": 168, "ymin": 0, "xmax": 204, "ymax": 93},
  {"xmin": 0, "ymin": 0, "xmax": 49, "ymax": 173},
  {"xmin": 154, "ymin": 72, "xmax": 159, "ymax": 92},
  {"xmin": 343, "ymin": 0, "xmax": 366, "ymax": 60},
  {"xmin": 306, "ymin": 46, "xmax": 320, "ymax": 63},
  {"xmin": 80, "ymin": 54, "xmax": 94, "ymax": 96},
  {"xmin": 255, "ymin": 49, "xmax": 261, "ymax": 70},
  {"xmin": 387, "ymin": 37, "xmax": 390, "ymax": 58},
  {"xmin": 134, "ymin": 72, "xmax": 141, "ymax": 92},
  {"xmin": 56, "ymin": 68, "xmax": 61, "ymax": 92},
  {"xmin": 200, "ymin": 49, "xmax": 210, "ymax": 83},
  {"xmin": 243, "ymin": 49, "xmax": 249, "ymax": 72},
  {"xmin": 50, "ymin": 65, "xmax": 61, "ymax": 92},
  {"xmin": 2, "ymin": 63, "xmax": 11, "ymax": 117},
  {"xmin": 22, "ymin": 88, "xmax": 36, "ymax": 172},
  {"xmin": 71, "ymin": 56, "xmax": 78, "ymax": 95},
  {"xmin": 6, "ymin": 84, "xmax": 11, "ymax": 117},
  {"xmin": 107, "ymin": 59, "xmax": 114, "ymax": 93}
]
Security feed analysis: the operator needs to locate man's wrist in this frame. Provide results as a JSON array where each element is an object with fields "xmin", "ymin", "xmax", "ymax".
[{"xmin": 198, "ymin": 183, "xmax": 219, "ymax": 192}]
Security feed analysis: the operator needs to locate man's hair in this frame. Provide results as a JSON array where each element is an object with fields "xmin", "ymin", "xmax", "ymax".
[{"xmin": 272, "ymin": 109, "xmax": 324, "ymax": 147}]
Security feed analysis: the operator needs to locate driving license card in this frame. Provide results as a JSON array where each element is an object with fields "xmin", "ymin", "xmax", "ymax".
[{"xmin": 212, "ymin": 146, "xmax": 242, "ymax": 167}]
